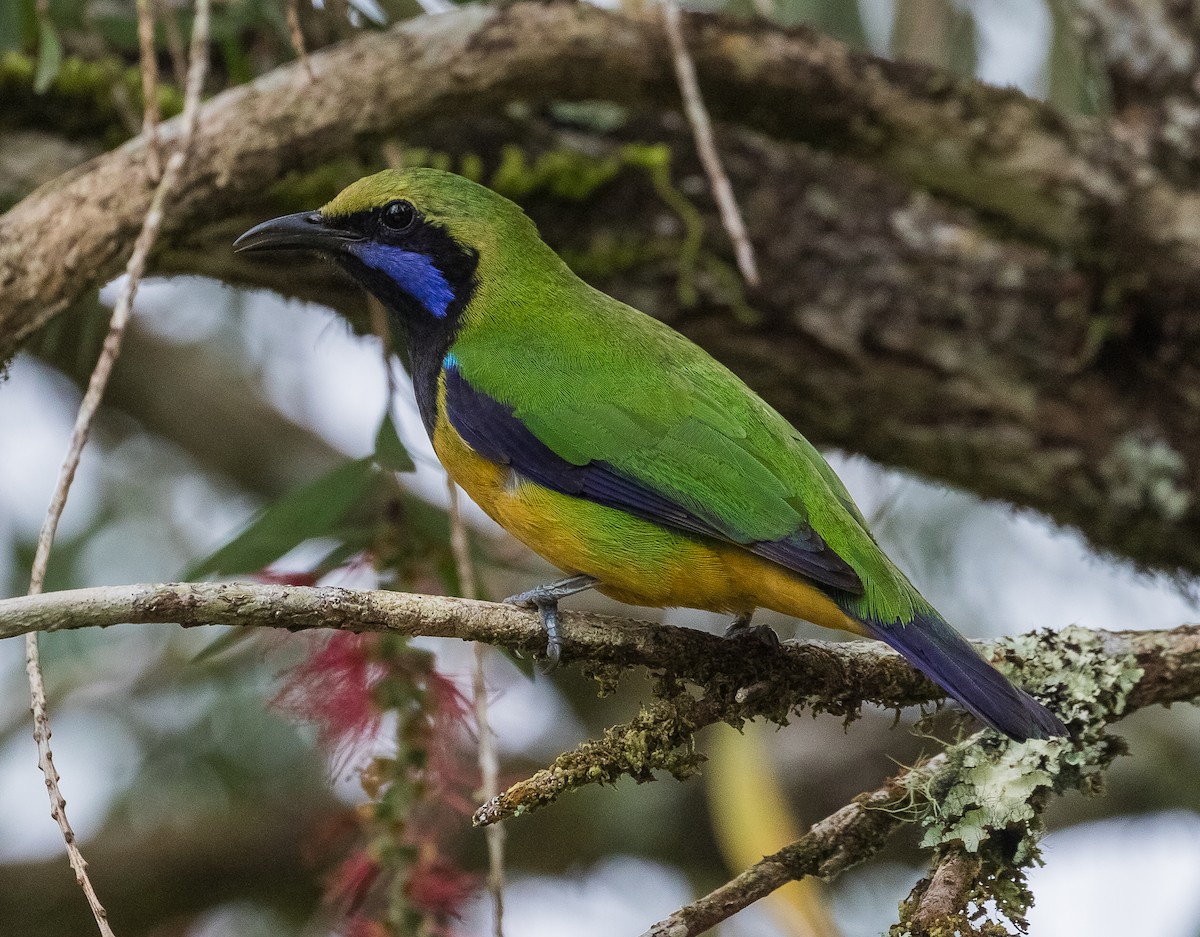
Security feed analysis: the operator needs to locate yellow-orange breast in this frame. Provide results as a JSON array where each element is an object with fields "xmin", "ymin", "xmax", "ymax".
[{"xmin": 432, "ymin": 411, "xmax": 863, "ymax": 636}]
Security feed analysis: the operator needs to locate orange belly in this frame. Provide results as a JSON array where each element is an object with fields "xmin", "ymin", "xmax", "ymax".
[{"xmin": 433, "ymin": 414, "xmax": 864, "ymax": 636}]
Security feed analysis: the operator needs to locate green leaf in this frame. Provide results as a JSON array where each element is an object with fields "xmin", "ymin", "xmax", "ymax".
[
  {"xmin": 374, "ymin": 412, "xmax": 415, "ymax": 472},
  {"xmin": 33, "ymin": 15, "xmax": 62, "ymax": 93},
  {"xmin": 187, "ymin": 458, "xmax": 380, "ymax": 578},
  {"xmin": 0, "ymin": 0, "xmax": 26, "ymax": 53},
  {"xmin": 190, "ymin": 627, "xmax": 256, "ymax": 664}
]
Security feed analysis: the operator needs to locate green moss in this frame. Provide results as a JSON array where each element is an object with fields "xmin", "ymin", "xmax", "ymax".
[
  {"xmin": 1098, "ymin": 433, "xmax": 1192, "ymax": 523},
  {"xmin": 268, "ymin": 158, "xmax": 379, "ymax": 213},
  {"xmin": 0, "ymin": 50, "xmax": 181, "ymax": 143},
  {"xmin": 397, "ymin": 142, "xmax": 711, "ymax": 307}
]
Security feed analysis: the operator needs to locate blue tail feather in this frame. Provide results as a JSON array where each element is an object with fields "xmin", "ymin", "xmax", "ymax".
[{"xmin": 858, "ymin": 610, "xmax": 1066, "ymax": 742}]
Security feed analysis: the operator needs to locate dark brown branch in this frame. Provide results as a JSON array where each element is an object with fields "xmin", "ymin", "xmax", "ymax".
[
  {"xmin": 134, "ymin": 114, "xmax": 1200, "ymax": 580},
  {"xmin": 902, "ymin": 848, "xmax": 985, "ymax": 937},
  {"xmin": 0, "ymin": 802, "xmax": 327, "ymax": 937},
  {"xmin": 642, "ymin": 754, "xmax": 946, "ymax": 937}
]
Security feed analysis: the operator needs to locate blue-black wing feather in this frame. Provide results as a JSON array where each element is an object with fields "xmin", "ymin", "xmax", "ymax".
[{"xmin": 444, "ymin": 364, "xmax": 863, "ymax": 593}]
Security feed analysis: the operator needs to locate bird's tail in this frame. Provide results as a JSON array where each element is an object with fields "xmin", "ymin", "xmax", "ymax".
[{"xmin": 856, "ymin": 608, "xmax": 1066, "ymax": 742}]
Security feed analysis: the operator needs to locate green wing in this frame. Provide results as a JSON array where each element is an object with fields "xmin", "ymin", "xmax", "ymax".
[{"xmin": 452, "ymin": 286, "xmax": 882, "ymax": 594}]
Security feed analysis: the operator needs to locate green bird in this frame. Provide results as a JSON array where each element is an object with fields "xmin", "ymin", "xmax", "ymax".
[{"xmin": 235, "ymin": 168, "xmax": 1065, "ymax": 741}]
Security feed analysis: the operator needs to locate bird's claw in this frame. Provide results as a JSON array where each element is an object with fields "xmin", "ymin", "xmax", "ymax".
[
  {"xmin": 534, "ymin": 597, "xmax": 563, "ymax": 673},
  {"xmin": 502, "ymin": 589, "xmax": 539, "ymax": 610},
  {"xmin": 504, "ymin": 574, "xmax": 596, "ymax": 673},
  {"xmin": 503, "ymin": 591, "xmax": 561, "ymax": 670},
  {"xmin": 724, "ymin": 614, "xmax": 781, "ymax": 649}
]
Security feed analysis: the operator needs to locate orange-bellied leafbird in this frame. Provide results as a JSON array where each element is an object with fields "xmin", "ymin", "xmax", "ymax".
[{"xmin": 235, "ymin": 169, "xmax": 1065, "ymax": 741}]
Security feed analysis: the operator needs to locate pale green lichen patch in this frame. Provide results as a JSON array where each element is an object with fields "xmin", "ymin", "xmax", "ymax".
[
  {"xmin": 918, "ymin": 738, "xmax": 1056, "ymax": 855},
  {"xmin": 896, "ymin": 626, "xmax": 1142, "ymax": 932},
  {"xmin": 1098, "ymin": 432, "xmax": 1192, "ymax": 523}
]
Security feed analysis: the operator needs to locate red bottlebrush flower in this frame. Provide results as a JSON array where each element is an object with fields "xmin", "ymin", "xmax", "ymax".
[
  {"xmin": 328, "ymin": 850, "xmax": 382, "ymax": 912},
  {"xmin": 423, "ymin": 671, "xmax": 476, "ymax": 816},
  {"xmin": 343, "ymin": 916, "xmax": 389, "ymax": 937},
  {"xmin": 406, "ymin": 854, "xmax": 477, "ymax": 920},
  {"xmin": 252, "ymin": 569, "xmax": 323, "ymax": 586},
  {"xmin": 273, "ymin": 632, "xmax": 383, "ymax": 759}
]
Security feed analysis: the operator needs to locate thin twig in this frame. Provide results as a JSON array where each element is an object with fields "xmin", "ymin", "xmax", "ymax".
[
  {"xmin": 136, "ymin": 0, "xmax": 162, "ymax": 179},
  {"xmin": 448, "ymin": 482, "xmax": 506, "ymax": 937},
  {"xmin": 662, "ymin": 0, "xmax": 760, "ymax": 288},
  {"xmin": 22, "ymin": 3, "xmax": 210, "ymax": 934},
  {"xmin": 286, "ymin": 0, "xmax": 315, "ymax": 80},
  {"xmin": 155, "ymin": 0, "xmax": 188, "ymax": 88},
  {"xmin": 368, "ymin": 296, "xmax": 400, "ymax": 405}
]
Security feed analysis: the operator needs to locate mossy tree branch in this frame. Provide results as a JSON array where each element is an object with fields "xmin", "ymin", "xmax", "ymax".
[
  {"xmin": 0, "ymin": 582, "xmax": 1193, "ymax": 934},
  {"xmin": 1, "ymin": 580, "xmax": 1197, "ymax": 780},
  {"xmin": 648, "ymin": 624, "xmax": 1146, "ymax": 937}
]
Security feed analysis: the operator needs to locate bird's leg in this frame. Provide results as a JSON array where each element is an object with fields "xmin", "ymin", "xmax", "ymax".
[
  {"xmin": 723, "ymin": 610, "xmax": 781, "ymax": 649},
  {"xmin": 504, "ymin": 574, "xmax": 598, "ymax": 672}
]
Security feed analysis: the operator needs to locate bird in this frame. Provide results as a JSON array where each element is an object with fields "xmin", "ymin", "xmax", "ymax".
[{"xmin": 234, "ymin": 168, "xmax": 1065, "ymax": 742}]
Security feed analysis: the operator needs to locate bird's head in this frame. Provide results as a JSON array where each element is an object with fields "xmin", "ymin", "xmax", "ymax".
[{"xmin": 234, "ymin": 168, "xmax": 542, "ymax": 327}]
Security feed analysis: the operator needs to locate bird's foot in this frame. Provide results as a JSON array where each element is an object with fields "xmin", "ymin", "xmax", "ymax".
[
  {"xmin": 504, "ymin": 574, "xmax": 598, "ymax": 673},
  {"xmin": 723, "ymin": 612, "xmax": 781, "ymax": 649}
]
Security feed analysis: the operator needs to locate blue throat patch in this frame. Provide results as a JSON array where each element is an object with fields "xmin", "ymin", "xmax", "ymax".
[{"xmin": 354, "ymin": 243, "xmax": 456, "ymax": 318}]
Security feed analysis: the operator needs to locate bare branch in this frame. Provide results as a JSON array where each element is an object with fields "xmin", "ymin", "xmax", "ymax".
[
  {"xmin": 155, "ymin": 0, "xmax": 188, "ymax": 88},
  {"xmin": 0, "ymin": 582, "xmax": 939, "ymax": 705},
  {"xmin": 449, "ymin": 481, "xmax": 507, "ymax": 937},
  {"xmin": 1, "ymin": 582, "xmax": 1198, "ymax": 715},
  {"xmin": 136, "ymin": 0, "xmax": 162, "ymax": 179},
  {"xmin": 21, "ymin": 4, "xmax": 211, "ymax": 933},
  {"xmin": 662, "ymin": 0, "xmax": 759, "ymax": 287},
  {"xmin": 286, "ymin": 0, "xmax": 315, "ymax": 81}
]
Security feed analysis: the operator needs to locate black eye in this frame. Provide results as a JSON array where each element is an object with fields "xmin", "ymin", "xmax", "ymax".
[{"xmin": 380, "ymin": 200, "xmax": 415, "ymax": 233}]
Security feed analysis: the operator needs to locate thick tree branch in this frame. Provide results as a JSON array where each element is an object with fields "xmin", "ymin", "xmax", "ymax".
[
  {"xmin": 4, "ymin": 2, "xmax": 1200, "ymax": 358},
  {"xmin": 1075, "ymin": 0, "xmax": 1200, "ymax": 177},
  {"xmin": 7, "ymin": 5, "xmax": 1200, "ymax": 577}
]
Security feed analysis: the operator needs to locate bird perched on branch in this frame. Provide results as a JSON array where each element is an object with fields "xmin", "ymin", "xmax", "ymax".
[{"xmin": 235, "ymin": 168, "xmax": 1065, "ymax": 741}]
